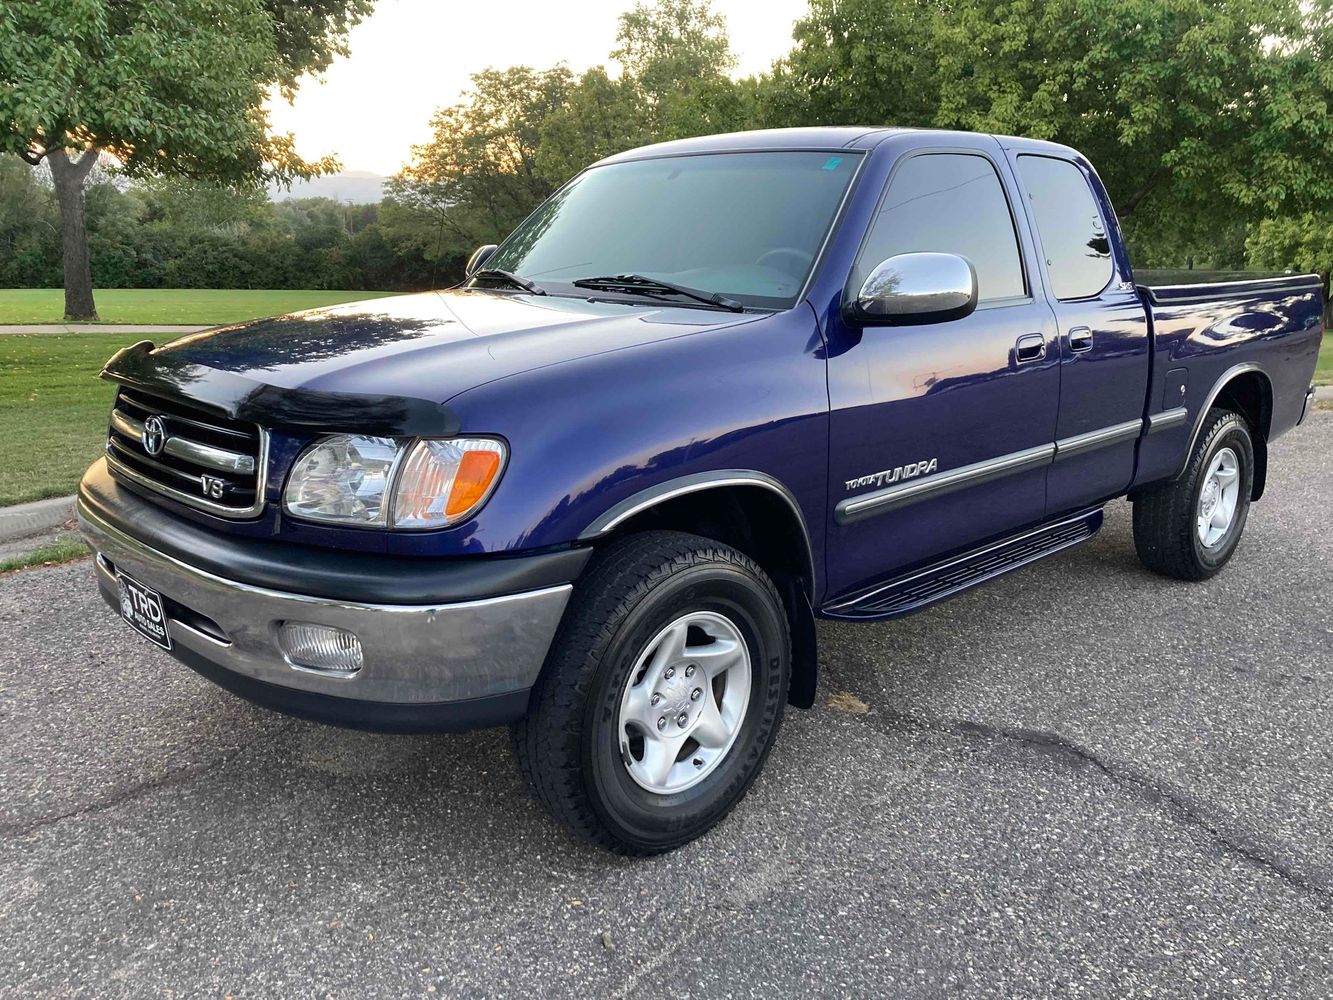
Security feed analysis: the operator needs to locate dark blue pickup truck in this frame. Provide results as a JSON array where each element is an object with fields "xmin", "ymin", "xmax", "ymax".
[{"xmin": 79, "ymin": 127, "xmax": 1323, "ymax": 852}]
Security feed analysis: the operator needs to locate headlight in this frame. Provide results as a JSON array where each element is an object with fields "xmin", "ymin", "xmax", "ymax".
[
  {"xmin": 283, "ymin": 434, "xmax": 400, "ymax": 526},
  {"xmin": 283, "ymin": 434, "xmax": 507, "ymax": 529}
]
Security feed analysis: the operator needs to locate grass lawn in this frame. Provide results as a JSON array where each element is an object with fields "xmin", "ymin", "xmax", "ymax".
[
  {"xmin": 0, "ymin": 333, "xmax": 151, "ymax": 505},
  {"xmin": 0, "ymin": 534, "xmax": 89, "ymax": 574},
  {"xmin": 1317, "ymin": 338, "xmax": 1332, "ymax": 386},
  {"xmin": 0, "ymin": 288, "xmax": 402, "ymax": 325}
]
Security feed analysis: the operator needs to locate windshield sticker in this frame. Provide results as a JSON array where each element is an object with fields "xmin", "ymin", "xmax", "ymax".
[{"xmin": 822, "ymin": 157, "xmax": 843, "ymax": 171}]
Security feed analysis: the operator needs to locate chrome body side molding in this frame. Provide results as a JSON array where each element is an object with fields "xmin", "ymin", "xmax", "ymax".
[
  {"xmin": 1147, "ymin": 407, "xmax": 1189, "ymax": 434},
  {"xmin": 837, "ymin": 412, "xmax": 1169, "ymax": 524},
  {"xmin": 1053, "ymin": 419, "xmax": 1143, "ymax": 461},
  {"xmin": 835, "ymin": 443, "xmax": 1056, "ymax": 524}
]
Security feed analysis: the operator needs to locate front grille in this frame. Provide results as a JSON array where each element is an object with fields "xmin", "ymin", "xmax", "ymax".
[{"xmin": 105, "ymin": 389, "xmax": 268, "ymax": 517}]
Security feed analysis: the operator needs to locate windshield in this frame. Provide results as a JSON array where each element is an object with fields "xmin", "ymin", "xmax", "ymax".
[{"xmin": 484, "ymin": 150, "xmax": 861, "ymax": 309}]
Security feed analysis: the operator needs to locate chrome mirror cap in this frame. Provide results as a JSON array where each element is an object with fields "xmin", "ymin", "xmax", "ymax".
[
  {"xmin": 465, "ymin": 244, "xmax": 499, "ymax": 276},
  {"xmin": 849, "ymin": 251, "xmax": 979, "ymax": 326}
]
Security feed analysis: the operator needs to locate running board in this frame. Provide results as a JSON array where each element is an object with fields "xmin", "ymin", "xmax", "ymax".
[{"xmin": 823, "ymin": 508, "xmax": 1104, "ymax": 621}]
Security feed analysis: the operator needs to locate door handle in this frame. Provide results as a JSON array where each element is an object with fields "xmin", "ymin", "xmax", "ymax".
[
  {"xmin": 1068, "ymin": 326, "xmax": 1094, "ymax": 353},
  {"xmin": 1014, "ymin": 333, "xmax": 1046, "ymax": 364}
]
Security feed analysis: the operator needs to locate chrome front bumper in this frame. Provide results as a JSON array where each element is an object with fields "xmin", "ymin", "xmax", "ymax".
[{"xmin": 78, "ymin": 498, "xmax": 572, "ymax": 726}]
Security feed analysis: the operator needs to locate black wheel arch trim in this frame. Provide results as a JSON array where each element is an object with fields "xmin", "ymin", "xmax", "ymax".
[
  {"xmin": 577, "ymin": 469, "xmax": 816, "ymax": 601},
  {"xmin": 1172, "ymin": 362, "xmax": 1271, "ymax": 484}
]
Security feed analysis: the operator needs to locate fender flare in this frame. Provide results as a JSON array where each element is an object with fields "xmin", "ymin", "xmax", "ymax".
[
  {"xmin": 578, "ymin": 469, "xmax": 817, "ymax": 602},
  {"xmin": 1173, "ymin": 362, "xmax": 1271, "ymax": 482}
]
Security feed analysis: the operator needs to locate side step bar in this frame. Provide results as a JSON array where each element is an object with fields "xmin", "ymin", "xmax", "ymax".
[{"xmin": 822, "ymin": 507, "xmax": 1104, "ymax": 621}]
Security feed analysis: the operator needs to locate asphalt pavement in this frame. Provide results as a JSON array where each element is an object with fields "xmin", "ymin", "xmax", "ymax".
[{"xmin": 1, "ymin": 413, "xmax": 1330, "ymax": 998}]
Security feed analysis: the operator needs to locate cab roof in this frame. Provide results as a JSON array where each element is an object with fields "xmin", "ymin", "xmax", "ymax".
[{"xmin": 595, "ymin": 126, "xmax": 1080, "ymax": 165}]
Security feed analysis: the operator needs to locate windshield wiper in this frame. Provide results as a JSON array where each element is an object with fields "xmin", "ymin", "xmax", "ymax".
[
  {"xmin": 470, "ymin": 268, "xmax": 546, "ymax": 295},
  {"xmin": 571, "ymin": 274, "xmax": 744, "ymax": 312}
]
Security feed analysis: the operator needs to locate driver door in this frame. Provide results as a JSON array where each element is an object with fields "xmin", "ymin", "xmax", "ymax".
[{"xmin": 823, "ymin": 144, "xmax": 1061, "ymax": 601}]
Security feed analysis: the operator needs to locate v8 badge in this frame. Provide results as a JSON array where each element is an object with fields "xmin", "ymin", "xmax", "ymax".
[{"xmin": 200, "ymin": 474, "xmax": 226, "ymax": 499}]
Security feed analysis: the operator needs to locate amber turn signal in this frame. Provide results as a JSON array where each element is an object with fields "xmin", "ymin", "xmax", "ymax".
[{"xmin": 391, "ymin": 437, "xmax": 507, "ymax": 529}]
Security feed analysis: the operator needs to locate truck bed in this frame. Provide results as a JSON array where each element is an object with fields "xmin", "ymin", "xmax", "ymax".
[{"xmin": 1132, "ymin": 272, "xmax": 1324, "ymax": 490}]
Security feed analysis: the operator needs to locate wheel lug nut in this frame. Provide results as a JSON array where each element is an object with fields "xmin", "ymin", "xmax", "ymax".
[
  {"xmin": 650, "ymin": 693, "xmax": 662, "ymax": 706},
  {"xmin": 685, "ymin": 665, "xmax": 696, "ymax": 678},
  {"xmin": 690, "ymin": 688, "xmax": 702, "ymax": 701},
  {"xmin": 664, "ymin": 666, "xmax": 675, "ymax": 679},
  {"xmin": 677, "ymin": 713, "xmax": 689, "ymax": 728},
  {"xmin": 657, "ymin": 717, "xmax": 667, "ymax": 730}
]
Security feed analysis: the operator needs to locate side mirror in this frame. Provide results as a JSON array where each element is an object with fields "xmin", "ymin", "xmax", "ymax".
[
  {"xmin": 466, "ymin": 244, "xmax": 498, "ymax": 276},
  {"xmin": 845, "ymin": 251, "xmax": 978, "ymax": 326}
]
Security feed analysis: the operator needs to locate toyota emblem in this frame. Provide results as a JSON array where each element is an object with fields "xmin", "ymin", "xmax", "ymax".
[{"xmin": 141, "ymin": 415, "xmax": 166, "ymax": 456}]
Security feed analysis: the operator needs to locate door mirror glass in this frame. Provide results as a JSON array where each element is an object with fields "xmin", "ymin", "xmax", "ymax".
[
  {"xmin": 848, "ymin": 251, "xmax": 979, "ymax": 326},
  {"xmin": 466, "ymin": 244, "xmax": 498, "ymax": 276}
]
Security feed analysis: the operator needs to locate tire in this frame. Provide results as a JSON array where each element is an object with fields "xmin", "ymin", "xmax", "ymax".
[
  {"xmin": 512, "ymin": 530, "xmax": 791, "ymax": 854},
  {"xmin": 1133, "ymin": 408, "xmax": 1255, "ymax": 581}
]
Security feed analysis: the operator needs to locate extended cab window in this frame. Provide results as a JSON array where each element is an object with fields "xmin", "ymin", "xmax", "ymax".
[
  {"xmin": 485, "ymin": 151, "xmax": 860, "ymax": 310},
  {"xmin": 1016, "ymin": 155, "xmax": 1114, "ymax": 300},
  {"xmin": 852, "ymin": 153, "xmax": 1026, "ymax": 303}
]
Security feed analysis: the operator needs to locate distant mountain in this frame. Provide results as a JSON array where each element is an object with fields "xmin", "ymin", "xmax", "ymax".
[{"xmin": 269, "ymin": 171, "xmax": 387, "ymax": 204}]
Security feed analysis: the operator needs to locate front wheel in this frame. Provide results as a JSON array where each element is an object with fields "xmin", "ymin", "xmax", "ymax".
[
  {"xmin": 1133, "ymin": 408, "xmax": 1255, "ymax": 581},
  {"xmin": 512, "ymin": 531, "xmax": 791, "ymax": 854}
]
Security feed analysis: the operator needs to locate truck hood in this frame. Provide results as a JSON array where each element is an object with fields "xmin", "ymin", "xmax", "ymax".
[
  {"xmin": 155, "ymin": 290, "xmax": 757, "ymax": 399},
  {"xmin": 102, "ymin": 291, "xmax": 761, "ymax": 435}
]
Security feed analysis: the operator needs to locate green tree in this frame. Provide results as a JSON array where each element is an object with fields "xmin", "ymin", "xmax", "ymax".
[
  {"xmin": 534, "ymin": 68, "xmax": 652, "ymax": 186},
  {"xmin": 0, "ymin": 0, "xmax": 372, "ymax": 320},
  {"xmin": 398, "ymin": 66, "xmax": 576, "ymax": 255},
  {"xmin": 774, "ymin": 0, "xmax": 1333, "ymax": 244},
  {"xmin": 1246, "ymin": 215, "xmax": 1333, "ymax": 321},
  {"xmin": 613, "ymin": 0, "xmax": 753, "ymax": 141},
  {"xmin": 0, "ymin": 157, "xmax": 58, "ymax": 286},
  {"xmin": 762, "ymin": 0, "xmax": 940, "ymax": 128},
  {"xmin": 613, "ymin": 0, "xmax": 734, "ymax": 100},
  {"xmin": 394, "ymin": 0, "xmax": 746, "ymax": 281}
]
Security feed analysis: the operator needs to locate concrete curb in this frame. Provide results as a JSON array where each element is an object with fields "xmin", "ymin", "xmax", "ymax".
[
  {"xmin": 0, "ymin": 324, "xmax": 210, "ymax": 335},
  {"xmin": 0, "ymin": 495, "xmax": 76, "ymax": 542}
]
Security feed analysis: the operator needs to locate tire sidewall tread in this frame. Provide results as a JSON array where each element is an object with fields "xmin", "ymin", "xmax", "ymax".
[
  {"xmin": 513, "ymin": 530, "xmax": 791, "ymax": 854},
  {"xmin": 1133, "ymin": 408, "xmax": 1254, "ymax": 581}
]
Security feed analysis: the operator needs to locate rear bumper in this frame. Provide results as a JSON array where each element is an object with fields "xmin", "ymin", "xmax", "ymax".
[{"xmin": 78, "ymin": 461, "xmax": 584, "ymax": 732}]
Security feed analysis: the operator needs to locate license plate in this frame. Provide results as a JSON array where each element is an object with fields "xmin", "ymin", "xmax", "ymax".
[{"xmin": 117, "ymin": 573, "xmax": 172, "ymax": 650}]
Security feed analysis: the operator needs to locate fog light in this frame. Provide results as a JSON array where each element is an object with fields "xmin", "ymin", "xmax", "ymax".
[{"xmin": 278, "ymin": 621, "xmax": 363, "ymax": 674}]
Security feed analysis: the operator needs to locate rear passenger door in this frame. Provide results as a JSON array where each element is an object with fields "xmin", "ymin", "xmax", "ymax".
[{"xmin": 1010, "ymin": 153, "xmax": 1150, "ymax": 514}]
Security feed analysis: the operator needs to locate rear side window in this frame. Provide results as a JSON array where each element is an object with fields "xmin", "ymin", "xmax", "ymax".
[
  {"xmin": 1016, "ymin": 155, "xmax": 1114, "ymax": 300},
  {"xmin": 852, "ymin": 153, "xmax": 1026, "ymax": 303}
]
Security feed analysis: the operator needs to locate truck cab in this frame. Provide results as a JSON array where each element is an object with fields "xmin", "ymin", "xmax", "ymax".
[{"xmin": 79, "ymin": 127, "xmax": 1324, "ymax": 853}]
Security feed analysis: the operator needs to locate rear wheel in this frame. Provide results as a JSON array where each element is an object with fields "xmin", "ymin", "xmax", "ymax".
[
  {"xmin": 513, "ymin": 531, "xmax": 790, "ymax": 854},
  {"xmin": 1133, "ymin": 408, "xmax": 1254, "ymax": 581}
]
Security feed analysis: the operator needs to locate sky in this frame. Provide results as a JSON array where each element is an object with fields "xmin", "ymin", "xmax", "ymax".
[{"xmin": 265, "ymin": 0, "xmax": 810, "ymax": 176}]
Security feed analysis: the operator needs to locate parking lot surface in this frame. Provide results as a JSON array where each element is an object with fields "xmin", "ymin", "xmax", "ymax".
[{"xmin": 2, "ymin": 414, "xmax": 1330, "ymax": 998}]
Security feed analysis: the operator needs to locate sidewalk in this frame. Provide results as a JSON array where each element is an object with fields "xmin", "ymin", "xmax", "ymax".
[
  {"xmin": 0, "ymin": 495, "xmax": 76, "ymax": 542},
  {"xmin": 0, "ymin": 323, "xmax": 211, "ymax": 335}
]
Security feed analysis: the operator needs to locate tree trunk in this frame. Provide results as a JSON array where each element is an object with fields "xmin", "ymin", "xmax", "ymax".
[
  {"xmin": 1120, "ymin": 166, "xmax": 1170, "ymax": 218},
  {"xmin": 47, "ymin": 148, "xmax": 101, "ymax": 321}
]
